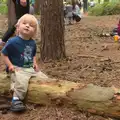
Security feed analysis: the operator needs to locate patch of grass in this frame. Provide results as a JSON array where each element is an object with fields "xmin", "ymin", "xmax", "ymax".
[
  {"xmin": 88, "ymin": 2, "xmax": 120, "ymax": 16},
  {"xmin": 0, "ymin": 4, "xmax": 7, "ymax": 14}
]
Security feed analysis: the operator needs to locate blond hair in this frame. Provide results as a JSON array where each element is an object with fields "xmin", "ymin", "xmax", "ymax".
[{"xmin": 16, "ymin": 14, "xmax": 39, "ymax": 38}]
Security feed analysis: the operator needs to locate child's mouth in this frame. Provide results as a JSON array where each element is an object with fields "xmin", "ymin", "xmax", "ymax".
[{"xmin": 24, "ymin": 29, "xmax": 29, "ymax": 31}]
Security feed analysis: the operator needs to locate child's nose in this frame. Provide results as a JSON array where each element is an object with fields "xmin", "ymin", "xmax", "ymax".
[{"xmin": 26, "ymin": 24, "xmax": 30, "ymax": 27}]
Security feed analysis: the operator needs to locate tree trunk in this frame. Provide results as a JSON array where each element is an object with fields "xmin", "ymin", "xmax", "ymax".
[
  {"xmin": 98, "ymin": 0, "xmax": 101, "ymax": 4},
  {"xmin": 7, "ymin": 0, "xmax": 16, "ymax": 28},
  {"xmin": 0, "ymin": 73, "xmax": 81, "ymax": 105},
  {"xmin": 40, "ymin": 0, "xmax": 66, "ymax": 62},
  {"xmin": 1, "ymin": 73, "xmax": 120, "ymax": 119},
  {"xmin": 83, "ymin": 0, "xmax": 88, "ymax": 13},
  {"xmin": 34, "ymin": 0, "xmax": 40, "ymax": 14},
  {"xmin": 104, "ymin": 0, "xmax": 109, "ymax": 2}
]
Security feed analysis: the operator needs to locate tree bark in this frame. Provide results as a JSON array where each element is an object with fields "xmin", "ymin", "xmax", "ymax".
[
  {"xmin": 0, "ymin": 73, "xmax": 81, "ymax": 105},
  {"xmin": 98, "ymin": 0, "xmax": 101, "ymax": 3},
  {"xmin": 7, "ymin": 0, "xmax": 16, "ymax": 28},
  {"xmin": 104, "ymin": 0, "xmax": 109, "ymax": 2},
  {"xmin": 40, "ymin": 0, "xmax": 66, "ymax": 62},
  {"xmin": 1, "ymin": 73, "xmax": 120, "ymax": 119},
  {"xmin": 83, "ymin": 0, "xmax": 88, "ymax": 13},
  {"xmin": 34, "ymin": 0, "xmax": 40, "ymax": 14}
]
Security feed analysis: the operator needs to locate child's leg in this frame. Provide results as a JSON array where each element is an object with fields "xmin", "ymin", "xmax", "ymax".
[
  {"xmin": 10, "ymin": 70, "xmax": 31, "ymax": 112},
  {"xmin": 10, "ymin": 72, "xmax": 16, "ymax": 92},
  {"xmin": 27, "ymin": 67, "xmax": 48, "ymax": 80},
  {"xmin": 36, "ymin": 71, "xmax": 48, "ymax": 79},
  {"xmin": 13, "ymin": 70, "xmax": 31, "ymax": 100}
]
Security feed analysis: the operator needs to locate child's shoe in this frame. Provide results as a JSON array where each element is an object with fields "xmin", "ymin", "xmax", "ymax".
[{"xmin": 10, "ymin": 100, "xmax": 26, "ymax": 112}]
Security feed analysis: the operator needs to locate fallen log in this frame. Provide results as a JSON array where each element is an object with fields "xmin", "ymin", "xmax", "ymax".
[
  {"xmin": 0, "ymin": 72, "xmax": 83, "ymax": 105},
  {"xmin": 1, "ymin": 73, "xmax": 120, "ymax": 119}
]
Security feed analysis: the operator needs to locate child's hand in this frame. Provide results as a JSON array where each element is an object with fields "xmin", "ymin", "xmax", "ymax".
[
  {"xmin": 20, "ymin": 0, "xmax": 27, "ymax": 7},
  {"xmin": 33, "ymin": 64, "xmax": 39, "ymax": 72},
  {"xmin": 9, "ymin": 65, "xmax": 15, "ymax": 72}
]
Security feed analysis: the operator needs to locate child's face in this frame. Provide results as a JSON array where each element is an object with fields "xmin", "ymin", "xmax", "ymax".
[{"xmin": 17, "ymin": 16, "xmax": 37, "ymax": 39}]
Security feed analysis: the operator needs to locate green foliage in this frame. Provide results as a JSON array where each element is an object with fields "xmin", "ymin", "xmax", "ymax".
[
  {"xmin": 0, "ymin": 4, "xmax": 7, "ymax": 14},
  {"xmin": 0, "ymin": 0, "xmax": 7, "ymax": 4},
  {"xmin": 88, "ymin": 1, "xmax": 120, "ymax": 16}
]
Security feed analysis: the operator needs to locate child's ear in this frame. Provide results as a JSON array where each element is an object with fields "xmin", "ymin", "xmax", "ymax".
[
  {"xmin": 15, "ymin": 22, "xmax": 18, "ymax": 28},
  {"xmin": 15, "ymin": 24, "xmax": 19, "ymax": 36},
  {"xmin": 15, "ymin": 28, "xmax": 19, "ymax": 36}
]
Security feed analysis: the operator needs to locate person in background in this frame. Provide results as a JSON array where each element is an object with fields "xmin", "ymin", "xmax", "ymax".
[
  {"xmin": 29, "ymin": 0, "xmax": 35, "ymax": 14},
  {"xmin": 63, "ymin": 1, "xmax": 67, "ymax": 18},
  {"xmin": 0, "ymin": 0, "xmax": 30, "ymax": 49},
  {"xmin": 30, "ymin": 0, "xmax": 35, "ymax": 8},
  {"xmin": 77, "ymin": 0, "xmax": 82, "ymax": 9},
  {"xmin": 1, "ymin": 14, "xmax": 48, "ymax": 112},
  {"xmin": 72, "ymin": 1, "xmax": 82, "ymax": 23},
  {"xmin": 65, "ymin": 3, "xmax": 73, "ymax": 25},
  {"xmin": 117, "ymin": 20, "xmax": 120, "ymax": 36},
  {"xmin": 111, "ymin": 20, "xmax": 120, "ymax": 36},
  {"xmin": 89, "ymin": 0, "xmax": 95, "ymax": 7}
]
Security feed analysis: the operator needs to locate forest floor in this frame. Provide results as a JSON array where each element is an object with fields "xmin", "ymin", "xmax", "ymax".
[{"xmin": 0, "ymin": 15, "xmax": 120, "ymax": 120}]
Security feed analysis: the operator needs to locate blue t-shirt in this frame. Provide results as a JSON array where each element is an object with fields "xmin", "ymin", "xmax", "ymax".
[{"xmin": 2, "ymin": 36, "xmax": 36, "ymax": 68}]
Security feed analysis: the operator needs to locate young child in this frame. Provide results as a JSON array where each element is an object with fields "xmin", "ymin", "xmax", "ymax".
[
  {"xmin": 1, "ymin": 14, "xmax": 48, "ymax": 112},
  {"xmin": 117, "ymin": 20, "xmax": 120, "ymax": 36},
  {"xmin": 72, "ymin": 1, "xmax": 82, "ymax": 22},
  {"xmin": 0, "ymin": 0, "xmax": 30, "ymax": 48},
  {"xmin": 65, "ymin": 3, "xmax": 73, "ymax": 25}
]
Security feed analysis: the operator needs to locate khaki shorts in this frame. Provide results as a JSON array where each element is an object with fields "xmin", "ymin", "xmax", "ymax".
[{"xmin": 10, "ymin": 67, "xmax": 48, "ymax": 100}]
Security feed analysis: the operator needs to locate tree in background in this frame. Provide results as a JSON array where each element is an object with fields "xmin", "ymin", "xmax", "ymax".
[
  {"xmin": 35, "ymin": 0, "xmax": 40, "ymax": 14},
  {"xmin": 98, "ymin": 0, "xmax": 101, "ymax": 3},
  {"xmin": 40, "ymin": 0, "xmax": 66, "ymax": 61},
  {"xmin": 8, "ymin": 0, "xmax": 16, "ymax": 28},
  {"xmin": 104, "ymin": 0, "xmax": 109, "ymax": 2},
  {"xmin": 83, "ymin": 0, "xmax": 88, "ymax": 13}
]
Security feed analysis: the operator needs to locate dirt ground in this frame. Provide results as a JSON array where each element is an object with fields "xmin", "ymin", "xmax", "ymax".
[{"xmin": 0, "ymin": 15, "xmax": 120, "ymax": 120}]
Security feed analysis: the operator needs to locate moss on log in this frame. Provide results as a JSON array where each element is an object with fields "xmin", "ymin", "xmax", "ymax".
[
  {"xmin": 0, "ymin": 73, "xmax": 82, "ymax": 105},
  {"xmin": 27, "ymin": 77, "xmax": 81, "ymax": 105},
  {"xmin": 1, "ymin": 73, "xmax": 120, "ymax": 119}
]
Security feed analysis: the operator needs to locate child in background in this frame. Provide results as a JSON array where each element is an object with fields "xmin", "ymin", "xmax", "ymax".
[
  {"xmin": 117, "ymin": 20, "xmax": 120, "ymax": 36},
  {"xmin": 30, "ymin": 0, "xmax": 35, "ymax": 14},
  {"xmin": 65, "ymin": 3, "xmax": 73, "ymax": 25},
  {"xmin": 1, "ymin": 14, "xmax": 48, "ymax": 112},
  {"xmin": 113, "ymin": 20, "xmax": 120, "ymax": 42},
  {"xmin": 111, "ymin": 20, "xmax": 120, "ymax": 41},
  {"xmin": 72, "ymin": 1, "xmax": 82, "ymax": 22}
]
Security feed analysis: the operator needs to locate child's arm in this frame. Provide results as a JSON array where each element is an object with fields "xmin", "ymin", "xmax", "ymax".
[
  {"xmin": 1, "ymin": 54, "xmax": 15, "ymax": 72},
  {"xmin": 33, "ymin": 56, "xmax": 39, "ymax": 72}
]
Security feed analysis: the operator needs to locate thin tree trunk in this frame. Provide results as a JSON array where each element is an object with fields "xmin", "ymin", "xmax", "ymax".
[
  {"xmin": 104, "ymin": 0, "xmax": 109, "ymax": 2},
  {"xmin": 98, "ymin": 0, "xmax": 101, "ymax": 3},
  {"xmin": 83, "ymin": 0, "xmax": 88, "ymax": 13},
  {"xmin": 8, "ymin": 0, "xmax": 16, "ymax": 28},
  {"xmin": 34, "ymin": 0, "xmax": 40, "ymax": 14},
  {"xmin": 40, "ymin": 0, "xmax": 66, "ymax": 62}
]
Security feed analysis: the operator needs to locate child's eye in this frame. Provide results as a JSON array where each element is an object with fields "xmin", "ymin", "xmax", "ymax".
[
  {"xmin": 30, "ymin": 24, "xmax": 34, "ymax": 26},
  {"xmin": 30, "ymin": 24, "xmax": 33, "ymax": 27}
]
